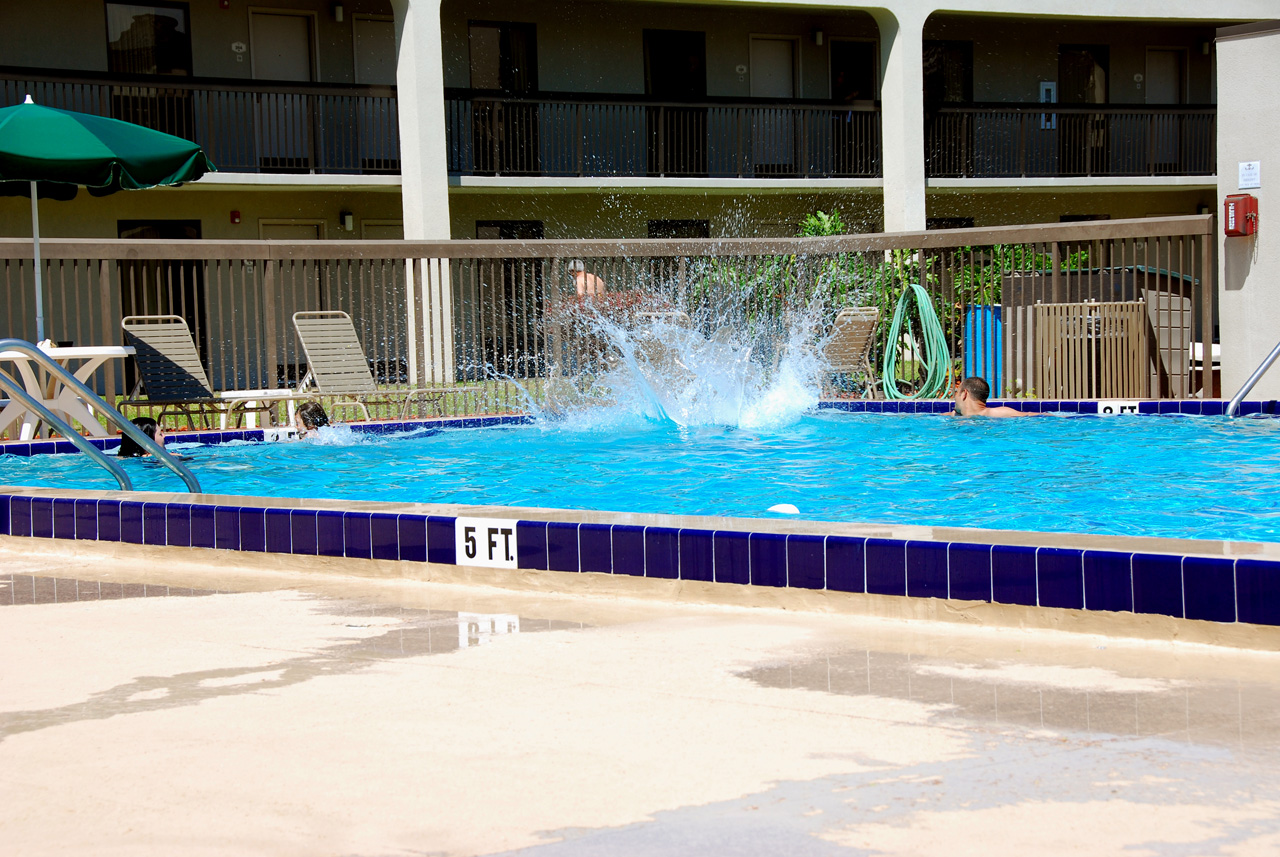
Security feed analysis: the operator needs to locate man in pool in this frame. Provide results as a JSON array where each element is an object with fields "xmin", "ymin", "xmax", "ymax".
[{"xmin": 952, "ymin": 376, "xmax": 1037, "ymax": 417}]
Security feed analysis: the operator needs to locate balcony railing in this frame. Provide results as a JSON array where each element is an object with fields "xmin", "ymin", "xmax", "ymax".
[
  {"xmin": 926, "ymin": 103, "xmax": 1216, "ymax": 178},
  {"xmin": 1, "ymin": 67, "xmax": 399, "ymax": 175},
  {"xmin": 445, "ymin": 90, "xmax": 883, "ymax": 179}
]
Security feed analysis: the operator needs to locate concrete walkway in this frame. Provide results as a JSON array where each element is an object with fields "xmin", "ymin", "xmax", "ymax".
[{"xmin": 3, "ymin": 544, "xmax": 1279, "ymax": 856}]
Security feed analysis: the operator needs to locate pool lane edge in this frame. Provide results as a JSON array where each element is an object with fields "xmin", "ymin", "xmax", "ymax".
[{"xmin": 3, "ymin": 485, "xmax": 1280, "ymax": 650}]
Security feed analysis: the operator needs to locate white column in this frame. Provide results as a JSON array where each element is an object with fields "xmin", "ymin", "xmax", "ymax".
[
  {"xmin": 391, "ymin": 0, "xmax": 451, "ymax": 240},
  {"xmin": 872, "ymin": 9, "xmax": 927, "ymax": 233}
]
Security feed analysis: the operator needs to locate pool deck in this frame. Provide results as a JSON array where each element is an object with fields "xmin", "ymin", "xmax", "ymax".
[{"xmin": 4, "ymin": 539, "xmax": 1280, "ymax": 856}]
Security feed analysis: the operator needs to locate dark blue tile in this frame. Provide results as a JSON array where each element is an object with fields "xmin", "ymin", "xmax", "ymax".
[
  {"xmin": 398, "ymin": 515, "xmax": 427, "ymax": 563},
  {"xmin": 713, "ymin": 531, "xmax": 750, "ymax": 585},
  {"xmin": 30, "ymin": 498, "xmax": 53, "ymax": 538},
  {"xmin": 787, "ymin": 534, "xmax": 825, "ymax": 590},
  {"xmin": 119, "ymin": 501, "xmax": 144, "ymax": 544},
  {"xmin": 678, "ymin": 528, "xmax": 715, "ymax": 582},
  {"xmin": 1236, "ymin": 559, "xmax": 1280, "ymax": 626},
  {"xmin": 878, "ymin": 401, "xmax": 900, "ymax": 413},
  {"xmin": 1084, "ymin": 550, "xmax": 1132, "ymax": 612},
  {"xmin": 1076, "ymin": 400, "xmax": 1099, "ymax": 414},
  {"xmin": 1132, "ymin": 553, "xmax": 1184, "ymax": 618},
  {"xmin": 214, "ymin": 506, "xmax": 239, "ymax": 550},
  {"xmin": 1038, "ymin": 401, "xmax": 1060, "ymax": 414},
  {"xmin": 1178, "ymin": 400, "xmax": 1202, "ymax": 416},
  {"xmin": 1239, "ymin": 401, "xmax": 1262, "ymax": 416},
  {"xmin": 74, "ymin": 499, "xmax": 96, "ymax": 540},
  {"xmin": 265, "ymin": 509, "xmax": 292, "ymax": 554},
  {"xmin": 578, "ymin": 523, "xmax": 613, "ymax": 574},
  {"xmin": 865, "ymin": 538, "xmax": 906, "ymax": 596},
  {"xmin": 1054, "ymin": 401, "xmax": 1080, "ymax": 414},
  {"xmin": 238, "ymin": 507, "xmax": 266, "ymax": 553},
  {"xmin": 31, "ymin": 441, "xmax": 55, "ymax": 455},
  {"xmin": 370, "ymin": 513, "xmax": 399, "ymax": 561},
  {"xmin": 53, "ymin": 497, "xmax": 76, "ymax": 539},
  {"xmin": 166, "ymin": 504, "xmax": 190, "ymax": 547},
  {"xmin": 343, "ymin": 512, "xmax": 372, "ymax": 559},
  {"xmin": 426, "ymin": 516, "xmax": 455, "ymax": 565},
  {"xmin": 1138, "ymin": 401, "xmax": 1158, "ymax": 414},
  {"xmin": 1037, "ymin": 547, "xmax": 1084, "ymax": 609},
  {"xmin": 142, "ymin": 503, "xmax": 167, "ymax": 546},
  {"xmin": 948, "ymin": 543, "xmax": 991, "ymax": 602},
  {"xmin": 750, "ymin": 533, "xmax": 788, "ymax": 588},
  {"xmin": 1157, "ymin": 401, "xmax": 1180, "ymax": 414},
  {"xmin": 645, "ymin": 528, "xmax": 679, "ymax": 580},
  {"xmin": 1016, "ymin": 400, "xmax": 1042, "ymax": 413},
  {"xmin": 545, "ymin": 522, "xmax": 578, "ymax": 572},
  {"xmin": 825, "ymin": 536, "xmax": 865, "ymax": 593},
  {"xmin": 1200, "ymin": 400, "xmax": 1225, "ymax": 416},
  {"xmin": 612, "ymin": 525, "xmax": 645, "ymax": 577},
  {"xmin": 1183, "ymin": 557, "xmax": 1236, "ymax": 623},
  {"xmin": 189, "ymin": 505, "xmax": 214, "ymax": 549},
  {"xmin": 515, "ymin": 520, "xmax": 547, "ymax": 570},
  {"xmin": 96, "ymin": 500, "xmax": 120, "ymax": 542},
  {"xmin": 290, "ymin": 510, "xmax": 319, "ymax": 556},
  {"xmin": 991, "ymin": 544, "xmax": 1036, "ymax": 606},
  {"xmin": 317, "ymin": 510, "xmax": 345, "ymax": 557},
  {"xmin": 906, "ymin": 540, "xmax": 948, "ymax": 599}
]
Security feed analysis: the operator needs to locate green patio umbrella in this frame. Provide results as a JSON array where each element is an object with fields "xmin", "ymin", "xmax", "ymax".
[{"xmin": 0, "ymin": 95, "xmax": 215, "ymax": 341}]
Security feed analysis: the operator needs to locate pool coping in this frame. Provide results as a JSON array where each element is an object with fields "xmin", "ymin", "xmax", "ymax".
[{"xmin": 3, "ymin": 401, "xmax": 1279, "ymax": 633}]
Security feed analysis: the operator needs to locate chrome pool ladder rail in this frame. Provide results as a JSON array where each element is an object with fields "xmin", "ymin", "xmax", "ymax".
[
  {"xmin": 0, "ymin": 339, "xmax": 202, "ymax": 493},
  {"xmin": 1226, "ymin": 339, "xmax": 1280, "ymax": 418}
]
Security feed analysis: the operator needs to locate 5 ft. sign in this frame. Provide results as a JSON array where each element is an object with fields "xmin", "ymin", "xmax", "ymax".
[{"xmin": 455, "ymin": 517, "xmax": 519, "ymax": 568}]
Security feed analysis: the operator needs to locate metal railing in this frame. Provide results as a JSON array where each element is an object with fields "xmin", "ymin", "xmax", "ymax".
[
  {"xmin": 926, "ymin": 103, "xmax": 1217, "ymax": 178},
  {"xmin": 1, "ymin": 67, "xmax": 399, "ymax": 175},
  {"xmin": 446, "ymin": 91, "xmax": 882, "ymax": 178},
  {"xmin": 1226, "ymin": 340, "xmax": 1280, "ymax": 417},
  {"xmin": 0, "ymin": 339, "xmax": 201, "ymax": 490},
  {"xmin": 0, "ymin": 215, "xmax": 1216, "ymax": 435}
]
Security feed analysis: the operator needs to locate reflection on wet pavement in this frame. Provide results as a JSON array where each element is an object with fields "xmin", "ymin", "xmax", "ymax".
[
  {"xmin": 743, "ymin": 649, "xmax": 1280, "ymax": 751},
  {"xmin": 0, "ymin": 573, "xmax": 222, "ymax": 604}
]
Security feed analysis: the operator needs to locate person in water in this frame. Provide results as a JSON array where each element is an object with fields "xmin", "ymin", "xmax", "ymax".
[
  {"xmin": 952, "ymin": 376, "xmax": 1037, "ymax": 417},
  {"xmin": 117, "ymin": 416, "xmax": 164, "ymax": 457},
  {"xmin": 294, "ymin": 401, "xmax": 330, "ymax": 438}
]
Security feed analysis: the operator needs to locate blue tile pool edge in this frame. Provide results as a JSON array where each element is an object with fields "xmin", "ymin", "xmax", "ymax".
[{"xmin": 3, "ymin": 487, "xmax": 1279, "ymax": 632}]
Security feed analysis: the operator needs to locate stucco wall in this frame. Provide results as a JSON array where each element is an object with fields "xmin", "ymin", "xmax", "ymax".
[{"xmin": 1217, "ymin": 22, "xmax": 1280, "ymax": 398}]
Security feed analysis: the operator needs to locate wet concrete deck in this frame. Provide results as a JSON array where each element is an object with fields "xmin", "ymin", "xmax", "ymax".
[{"xmin": 3, "ymin": 544, "xmax": 1280, "ymax": 856}]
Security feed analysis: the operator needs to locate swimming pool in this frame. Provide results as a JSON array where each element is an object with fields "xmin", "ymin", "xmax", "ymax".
[{"xmin": 3, "ymin": 408, "xmax": 1279, "ymax": 544}]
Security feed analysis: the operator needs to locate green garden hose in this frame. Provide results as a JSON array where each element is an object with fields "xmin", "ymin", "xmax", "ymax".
[{"xmin": 881, "ymin": 282, "xmax": 952, "ymax": 400}]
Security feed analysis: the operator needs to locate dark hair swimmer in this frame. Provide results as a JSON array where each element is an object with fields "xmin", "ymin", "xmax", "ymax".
[
  {"xmin": 295, "ymin": 401, "xmax": 330, "ymax": 438},
  {"xmin": 117, "ymin": 416, "xmax": 163, "ymax": 458},
  {"xmin": 952, "ymin": 376, "xmax": 1038, "ymax": 418}
]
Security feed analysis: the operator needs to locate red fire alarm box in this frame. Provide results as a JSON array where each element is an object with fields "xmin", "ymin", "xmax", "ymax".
[{"xmin": 1225, "ymin": 193, "xmax": 1258, "ymax": 236}]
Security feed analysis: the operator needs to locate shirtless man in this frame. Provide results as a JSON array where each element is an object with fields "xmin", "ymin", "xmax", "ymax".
[
  {"xmin": 952, "ymin": 376, "xmax": 1036, "ymax": 417},
  {"xmin": 568, "ymin": 259, "xmax": 606, "ymax": 297}
]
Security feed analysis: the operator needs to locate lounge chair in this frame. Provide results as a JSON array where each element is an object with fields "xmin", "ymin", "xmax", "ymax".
[
  {"xmin": 291, "ymin": 310, "xmax": 449, "ymax": 419},
  {"xmin": 823, "ymin": 307, "xmax": 880, "ymax": 397},
  {"xmin": 121, "ymin": 315, "xmax": 303, "ymax": 428}
]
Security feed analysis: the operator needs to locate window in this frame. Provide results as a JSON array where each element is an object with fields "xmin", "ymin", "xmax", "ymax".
[
  {"xmin": 106, "ymin": 2, "xmax": 192, "ymax": 76},
  {"xmin": 648, "ymin": 220, "xmax": 710, "ymax": 239}
]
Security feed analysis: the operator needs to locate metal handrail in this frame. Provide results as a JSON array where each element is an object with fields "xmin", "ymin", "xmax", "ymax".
[
  {"xmin": 1227, "ymin": 339, "xmax": 1280, "ymax": 417},
  {"xmin": 0, "ymin": 339, "xmax": 202, "ymax": 492},
  {"xmin": 0, "ymin": 366, "xmax": 132, "ymax": 491}
]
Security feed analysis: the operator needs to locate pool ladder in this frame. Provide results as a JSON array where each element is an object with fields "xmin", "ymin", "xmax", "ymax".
[
  {"xmin": 1226, "ymin": 339, "xmax": 1280, "ymax": 418},
  {"xmin": 0, "ymin": 339, "xmax": 201, "ymax": 493}
]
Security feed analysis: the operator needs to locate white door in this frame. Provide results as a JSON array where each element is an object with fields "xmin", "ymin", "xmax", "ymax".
[
  {"xmin": 252, "ymin": 12, "xmax": 315, "ymax": 170},
  {"xmin": 354, "ymin": 17, "xmax": 399, "ymax": 170},
  {"xmin": 750, "ymin": 37, "xmax": 797, "ymax": 173},
  {"xmin": 1146, "ymin": 48, "xmax": 1185, "ymax": 169}
]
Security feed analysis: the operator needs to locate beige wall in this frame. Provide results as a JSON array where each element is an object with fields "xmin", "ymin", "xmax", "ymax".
[
  {"xmin": 0, "ymin": 0, "xmax": 394, "ymax": 84},
  {"xmin": 1217, "ymin": 23, "xmax": 1280, "ymax": 398}
]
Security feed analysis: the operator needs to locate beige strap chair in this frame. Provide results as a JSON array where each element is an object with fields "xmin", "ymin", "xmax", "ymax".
[
  {"xmin": 121, "ymin": 315, "xmax": 302, "ymax": 428},
  {"xmin": 292, "ymin": 310, "xmax": 448, "ymax": 420},
  {"xmin": 823, "ymin": 307, "xmax": 881, "ymax": 397}
]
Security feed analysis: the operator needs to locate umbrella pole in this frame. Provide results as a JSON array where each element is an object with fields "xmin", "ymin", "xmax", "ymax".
[{"xmin": 29, "ymin": 180, "xmax": 44, "ymax": 343}]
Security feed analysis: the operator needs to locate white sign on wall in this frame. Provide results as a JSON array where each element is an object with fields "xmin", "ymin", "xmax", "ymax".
[
  {"xmin": 1097, "ymin": 400, "xmax": 1141, "ymax": 415},
  {"xmin": 1239, "ymin": 161, "xmax": 1261, "ymax": 189},
  {"xmin": 455, "ymin": 517, "xmax": 519, "ymax": 568}
]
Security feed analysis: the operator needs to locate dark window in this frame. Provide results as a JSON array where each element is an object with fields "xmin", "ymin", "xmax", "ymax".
[
  {"xmin": 468, "ymin": 22, "xmax": 537, "ymax": 94},
  {"xmin": 923, "ymin": 40, "xmax": 973, "ymax": 106},
  {"xmin": 648, "ymin": 220, "xmax": 710, "ymax": 239},
  {"xmin": 106, "ymin": 2, "xmax": 192, "ymax": 76},
  {"xmin": 476, "ymin": 221, "xmax": 544, "ymax": 240}
]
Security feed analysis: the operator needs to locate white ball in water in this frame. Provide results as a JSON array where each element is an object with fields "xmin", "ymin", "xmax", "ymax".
[{"xmin": 768, "ymin": 503, "xmax": 800, "ymax": 515}]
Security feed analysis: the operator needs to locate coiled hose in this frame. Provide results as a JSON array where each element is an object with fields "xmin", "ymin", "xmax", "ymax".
[{"xmin": 881, "ymin": 282, "xmax": 952, "ymax": 400}]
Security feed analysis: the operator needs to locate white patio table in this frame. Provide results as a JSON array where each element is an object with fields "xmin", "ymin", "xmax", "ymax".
[{"xmin": 0, "ymin": 344, "xmax": 136, "ymax": 440}]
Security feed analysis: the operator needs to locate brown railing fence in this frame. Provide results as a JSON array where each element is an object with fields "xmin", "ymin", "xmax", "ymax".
[
  {"xmin": 0, "ymin": 216, "xmax": 1215, "ymax": 434},
  {"xmin": 1, "ymin": 68, "xmax": 399, "ymax": 175},
  {"xmin": 446, "ymin": 92, "xmax": 882, "ymax": 178},
  {"xmin": 926, "ymin": 104, "xmax": 1217, "ymax": 178}
]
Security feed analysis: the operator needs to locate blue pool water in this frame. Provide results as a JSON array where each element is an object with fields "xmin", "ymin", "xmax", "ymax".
[{"xmin": 4, "ymin": 411, "xmax": 1280, "ymax": 543}]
